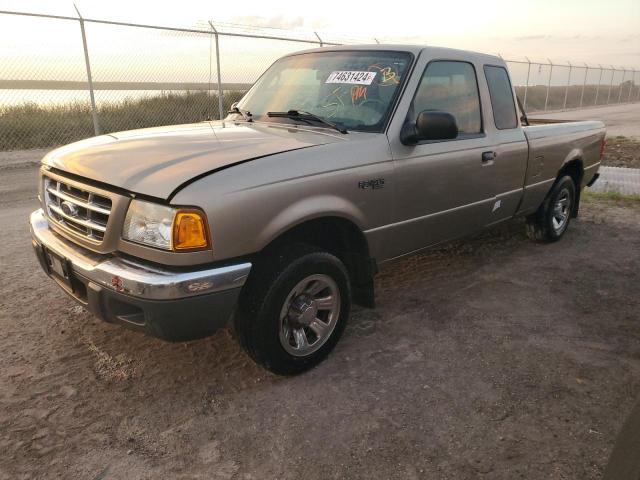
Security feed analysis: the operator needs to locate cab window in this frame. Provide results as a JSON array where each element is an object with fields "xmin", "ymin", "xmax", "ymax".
[{"xmin": 408, "ymin": 61, "xmax": 482, "ymax": 136}]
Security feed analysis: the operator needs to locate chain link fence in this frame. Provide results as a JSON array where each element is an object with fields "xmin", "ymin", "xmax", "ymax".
[
  {"xmin": 1, "ymin": 9, "xmax": 638, "ymax": 152},
  {"xmin": 506, "ymin": 58, "xmax": 640, "ymax": 113}
]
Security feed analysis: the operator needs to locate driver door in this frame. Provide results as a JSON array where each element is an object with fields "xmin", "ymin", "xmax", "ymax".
[{"xmin": 384, "ymin": 58, "xmax": 497, "ymax": 259}]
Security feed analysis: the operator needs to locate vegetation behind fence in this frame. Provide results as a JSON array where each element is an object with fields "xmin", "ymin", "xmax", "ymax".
[{"xmin": 0, "ymin": 91, "xmax": 248, "ymax": 151}]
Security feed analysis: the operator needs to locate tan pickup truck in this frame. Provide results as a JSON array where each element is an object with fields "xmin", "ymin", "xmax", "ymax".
[{"xmin": 31, "ymin": 45, "xmax": 605, "ymax": 374}]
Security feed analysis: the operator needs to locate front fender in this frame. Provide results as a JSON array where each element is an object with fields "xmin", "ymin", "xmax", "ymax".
[
  {"xmin": 258, "ymin": 194, "xmax": 368, "ymax": 249},
  {"xmin": 171, "ymin": 133, "xmax": 394, "ymax": 262}
]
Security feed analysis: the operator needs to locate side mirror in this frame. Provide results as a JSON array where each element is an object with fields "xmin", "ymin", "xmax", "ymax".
[{"xmin": 400, "ymin": 110, "xmax": 458, "ymax": 145}]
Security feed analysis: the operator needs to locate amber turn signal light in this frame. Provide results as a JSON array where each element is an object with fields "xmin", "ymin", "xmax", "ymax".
[{"xmin": 172, "ymin": 210, "xmax": 210, "ymax": 251}]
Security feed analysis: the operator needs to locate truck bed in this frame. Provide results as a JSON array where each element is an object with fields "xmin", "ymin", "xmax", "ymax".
[
  {"xmin": 517, "ymin": 119, "xmax": 606, "ymax": 215},
  {"xmin": 526, "ymin": 117, "xmax": 580, "ymax": 125}
]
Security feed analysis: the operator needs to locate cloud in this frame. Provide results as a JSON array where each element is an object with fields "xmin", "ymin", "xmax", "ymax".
[
  {"xmin": 230, "ymin": 15, "xmax": 307, "ymax": 30},
  {"xmin": 515, "ymin": 35, "xmax": 550, "ymax": 41}
]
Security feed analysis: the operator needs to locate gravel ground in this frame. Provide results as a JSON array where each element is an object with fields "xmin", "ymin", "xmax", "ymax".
[
  {"xmin": 1, "ymin": 166, "xmax": 639, "ymax": 480},
  {"xmin": 590, "ymin": 167, "xmax": 640, "ymax": 196}
]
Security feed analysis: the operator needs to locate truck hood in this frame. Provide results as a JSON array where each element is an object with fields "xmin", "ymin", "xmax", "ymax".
[{"xmin": 42, "ymin": 121, "xmax": 345, "ymax": 199}]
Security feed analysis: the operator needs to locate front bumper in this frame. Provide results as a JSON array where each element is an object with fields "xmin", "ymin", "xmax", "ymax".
[{"xmin": 30, "ymin": 209, "xmax": 251, "ymax": 341}]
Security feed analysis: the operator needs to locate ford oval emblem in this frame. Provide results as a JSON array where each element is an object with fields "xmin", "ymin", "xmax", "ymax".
[{"xmin": 61, "ymin": 200, "xmax": 79, "ymax": 217}]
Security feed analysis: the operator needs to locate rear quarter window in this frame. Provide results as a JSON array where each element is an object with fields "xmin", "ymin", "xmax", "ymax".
[{"xmin": 484, "ymin": 65, "xmax": 518, "ymax": 130}]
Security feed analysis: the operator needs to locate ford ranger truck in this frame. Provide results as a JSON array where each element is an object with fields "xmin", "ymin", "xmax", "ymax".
[{"xmin": 30, "ymin": 45, "xmax": 605, "ymax": 374}]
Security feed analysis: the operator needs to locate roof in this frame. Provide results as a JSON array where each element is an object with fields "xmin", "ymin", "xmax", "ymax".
[{"xmin": 288, "ymin": 44, "xmax": 503, "ymax": 64}]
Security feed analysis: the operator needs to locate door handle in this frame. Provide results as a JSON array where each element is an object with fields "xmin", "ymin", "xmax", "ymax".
[{"xmin": 481, "ymin": 151, "xmax": 496, "ymax": 165}]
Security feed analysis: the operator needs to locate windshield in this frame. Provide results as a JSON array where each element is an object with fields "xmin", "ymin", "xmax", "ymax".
[{"xmin": 235, "ymin": 50, "xmax": 413, "ymax": 132}]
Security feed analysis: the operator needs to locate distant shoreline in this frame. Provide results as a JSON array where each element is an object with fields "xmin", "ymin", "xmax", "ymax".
[{"xmin": 0, "ymin": 80, "xmax": 253, "ymax": 91}]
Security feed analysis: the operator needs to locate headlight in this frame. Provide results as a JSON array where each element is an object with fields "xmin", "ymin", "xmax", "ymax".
[{"xmin": 122, "ymin": 200, "xmax": 210, "ymax": 252}]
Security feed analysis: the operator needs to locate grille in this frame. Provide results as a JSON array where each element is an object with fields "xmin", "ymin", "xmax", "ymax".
[{"xmin": 44, "ymin": 175, "xmax": 112, "ymax": 242}]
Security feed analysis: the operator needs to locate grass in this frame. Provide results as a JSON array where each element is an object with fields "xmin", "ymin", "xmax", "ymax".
[
  {"xmin": 583, "ymin": 190, "xmax": 640, "ymax": 203},
  {"xmin": 607, "ymin": 135, "xmax": 637, "ymax": 143},
  {"xmin": 0, "ymin": 90, "xmax": 246, "ymax": 151}
]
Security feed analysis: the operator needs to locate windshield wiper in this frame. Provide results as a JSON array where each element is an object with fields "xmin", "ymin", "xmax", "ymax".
[
  {"xmin": 228, "ymin": 105, "xmax": 253, "ymax": 122},
  {"xmin": 267, "ymin": 109, "xmax": 348, "ymax": 134}
]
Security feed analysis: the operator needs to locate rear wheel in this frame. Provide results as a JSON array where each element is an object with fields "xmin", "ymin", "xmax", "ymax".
[
  {"xmin": 526, "ymin": 175, "xmax": 576, "ymax": 242},
  {"xmin": 235, "ymin": 244, "xmax": 351, "ymax": 375}
]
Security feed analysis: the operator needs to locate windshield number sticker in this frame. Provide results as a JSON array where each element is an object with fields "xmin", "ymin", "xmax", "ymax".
[{"xmin": 326, "ymin": 71, "xmax": 377, "ymax": 85}]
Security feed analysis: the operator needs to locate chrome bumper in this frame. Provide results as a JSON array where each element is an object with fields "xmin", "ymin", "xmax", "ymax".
[{"xmin": 30, "ymin": 209, "xmax": 251, "ymax": 301}]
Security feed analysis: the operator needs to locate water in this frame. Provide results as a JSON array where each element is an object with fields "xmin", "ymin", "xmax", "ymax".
[{"xmin": 0, "ymin": 89, "xmax": 218, "ymax": 107}]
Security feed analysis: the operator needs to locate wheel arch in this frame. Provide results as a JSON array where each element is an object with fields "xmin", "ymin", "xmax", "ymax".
[
  {"xmin": 258, "ymin": 215, "xmax": 377, "ymax": 307},
  {"xmin": 558, "ymin": 154, "xmax": 584, "ymax": 217}
]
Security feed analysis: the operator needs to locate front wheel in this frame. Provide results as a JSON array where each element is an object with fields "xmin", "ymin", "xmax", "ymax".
[
  {"xmin": 526, "ymin": 175, "xmax": 576, "ymax": 242},
  {"xmin": 235, "ymin": 244, "xmax": 351, "ymax": 375}
]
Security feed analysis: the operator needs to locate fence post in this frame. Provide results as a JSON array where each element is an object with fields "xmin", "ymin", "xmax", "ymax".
[
  {"xmin": 74, "ymin": 4, "xmax": 100, "ymax": 136},
  {"xmin": 523, "ymin": 57, "xmax": 531, "ymax": 110},
  {"xmin": 314, "ymin": 32, "xmax": 323, "ymax": 47},
  {"xmin": 594, "ymin": 65, "xmax": 603, "ymax": 105},
  {"xmin": 208, "ymin": 21, "xmax": 225, "ymax": 122},
  {"xmin": 563, "ymin": 61, "xmax": 571, "ymax": 110},
  {"xmin": 606, "ymin": 66, "xmax": 615, "ymax": 105},
  {"xmin": 628, "ymin": 69, "xmax": 635, "ymax": 102},
  {"xmin": 544, "ymin": 59, "xmax": 553, "ymax": 111},
  {"xmin": 617, "ymin": 69, "xmax": 626, "ymax": 103},
  {"xmin": 579, "ymin": 63, "xmax": 588, "ymax": 108}
]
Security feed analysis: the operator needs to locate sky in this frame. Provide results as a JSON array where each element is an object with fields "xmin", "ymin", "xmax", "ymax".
[
  {"xmin": 2, "ymin": 0, "xmax": 637, "ymax": 67},
  {"xmin": 0, "ymin": 0, "xmax": 638, "ymax": 97}
]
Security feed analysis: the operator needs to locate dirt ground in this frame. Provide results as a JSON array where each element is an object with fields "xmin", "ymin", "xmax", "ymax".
[
  {"xmin": 1, "ymin": 166, "xmax": 639, "ymax": 480},
  {"xmin": 602, "ymin": 136, "xmax": 640, "ymax": 169}
]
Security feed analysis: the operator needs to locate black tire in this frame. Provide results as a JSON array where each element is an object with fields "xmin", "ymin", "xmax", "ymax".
[
  {"xmin": 526, "ymin": 175, "xmax": 576, "ymax": 242},
  {"xmin": 234, "ymin": 243, "xmax": 351, "ymax": 375}
]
